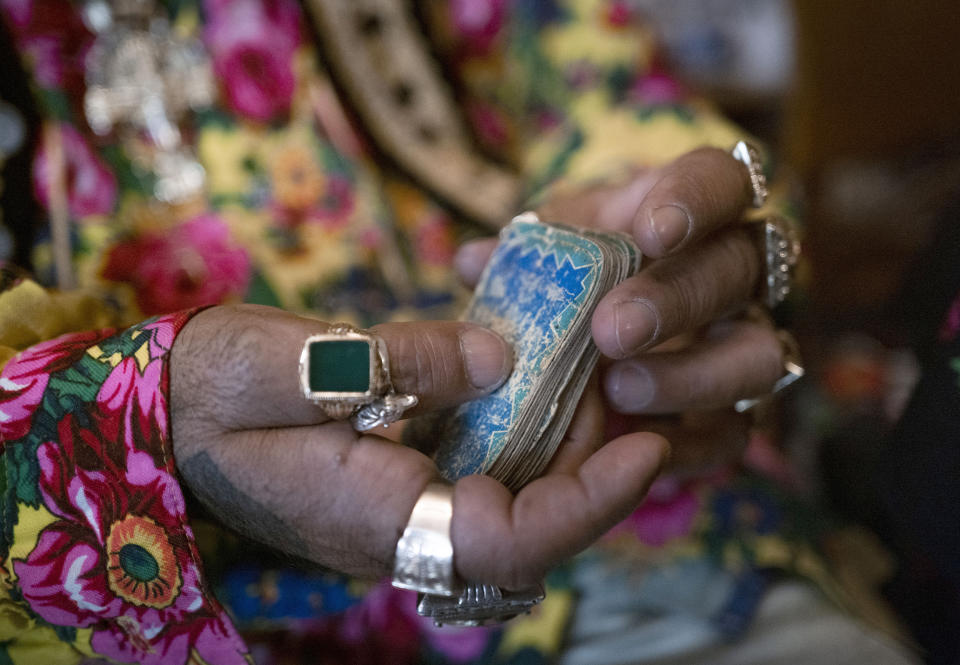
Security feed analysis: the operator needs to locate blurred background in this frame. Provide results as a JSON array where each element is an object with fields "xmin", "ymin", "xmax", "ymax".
[{"xmin": 634, "ymin": 1, "xmax": 960, "ymax": 662}]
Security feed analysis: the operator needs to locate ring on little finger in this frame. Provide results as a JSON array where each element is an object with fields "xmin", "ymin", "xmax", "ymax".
[
  {"xmin": 734, "ymin": 215, "xmax": 803, "ymax": 412},
  {"xmin": 735, "ymin": 329, "xmax": 805, "ymax": 413},
  {"xmin": 391, "ymin": 481, "xmax": 546, "ymax": 627},
  {"xmin": 392, "ymin": 481, "xmax": 460, "ymax": 597},
  {"xmin": 299, "ymin": 324, "xmax": 418, "ymax": 431}
]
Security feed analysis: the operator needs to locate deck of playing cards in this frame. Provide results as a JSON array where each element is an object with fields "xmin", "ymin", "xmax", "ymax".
[{"xmin": 408, "ymin": 212, "xmax": 641, "ymax": 492}]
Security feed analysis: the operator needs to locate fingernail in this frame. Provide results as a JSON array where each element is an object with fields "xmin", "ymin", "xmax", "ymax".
[
  {"xmin": 614, "ymin": 299, "xmax": 660, "ymax": 356},
  {"xmin": 460, "ymin": 327, "xmax": 511, "ymax": 390},
  {"xmin": 606, "ymin": 362, "xmax": 655, "ymax": 413},
  {"xmin": 649, "ymin": 205, "xmax": 690, "ymax": 254}
]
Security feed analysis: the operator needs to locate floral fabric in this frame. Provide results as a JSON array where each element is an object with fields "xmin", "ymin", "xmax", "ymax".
[
  {"xmin": 0, "ymin": 1, "xmax": 863, "ymax": 664},
  {"xmin": 0, "ymin": 306, "xmax": 249, "ymax": 663},
  {"xmin": 2, "ymin": 0, "xmax": 757, "ymax": 326},
  {"xmin": 4, "ymin": 0, "xmax": 471, "ymax": 326},
  {"xmin": 430, "ymin": 0, "xmax": 750, "ymax": 198}
]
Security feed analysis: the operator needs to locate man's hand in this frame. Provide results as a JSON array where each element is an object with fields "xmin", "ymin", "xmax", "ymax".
[
  {"xmin": 456, "ymin": 147, "xmax": 789, "ymax": 469},
  {"xmin": 170, "ymin": 305, "xmax": 667, "ymax": 588}
]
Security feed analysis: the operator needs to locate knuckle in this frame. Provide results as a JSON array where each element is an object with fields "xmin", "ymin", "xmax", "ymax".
[
  {"xmin": 698, "ymin": 229, "xmax": 760, "ymax": 307},
  {"xmin": 180, "ymin": 308, "xmax": 268, "ymax": 426},
  {"xmin": 725, "ymin": 228, "xmax": 761, "ymax": 283},
  {"xmin": 212, "ymin": 321, "xmax": 262, "ymax": 392},
  {"xmin": 720, "ymin": 321, "xmax": 785, "ymax": 401},
  {"xmin": 755, "ymin": 328, "xmax": 788, "ymax": 389},
  {"xmin": 654, "ymin": 264, "xmax": 712, "ymax": 332},
  {"xmin": 411, "ymin": 332, "xmax": 448, "ymax": 396},
  {"xmin": 384, "ymin": 332, "xmax": 420, "ymax": 392},
  {"xmin": 682, "ymin": 361, "xmax": 721, "ymax": 406},
  {"xmin": 387, "ymin": 328, "xmax": 458, "ymax": 398},
  {"xmin": 673, "ymin": 147, "xmax": 750, "ymax": 216},
  {"xmin": 659, "ymin": 167, "xmax": 703, "ymax": 208},
  {"xmin": 636, "ymin": 227, "xmax": 760, "ymax": 342}
]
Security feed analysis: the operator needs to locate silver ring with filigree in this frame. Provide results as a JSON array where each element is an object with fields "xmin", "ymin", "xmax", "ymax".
[
  {"xmin": 732, "ymin": 140, "xmax": 768, "ymax": 208},
  {"xmin": 757, "ymin": 215, "xmax": 801, "ymax": 310}
]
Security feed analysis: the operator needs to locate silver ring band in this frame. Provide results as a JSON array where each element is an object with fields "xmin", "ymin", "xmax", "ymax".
[
  {"xmin": 735, "ymin": 329, "xmax": 804, "ymax": 412},
  {"xmin": 731, "ymin": 140, "xmax": 768, "ymax": 209},
  {"xmin": 392, "ymin": 483, "xmax": 547, "ymax": 625},
  {"xmin": 758, "ymin": 215, "xmax": 801, "ymax": 309},
  {"xmin": 392, "ymin": 481, "xmax": 459, "ymax": 597}
]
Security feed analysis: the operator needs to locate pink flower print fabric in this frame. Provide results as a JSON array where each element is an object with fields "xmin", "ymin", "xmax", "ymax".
[{"xmin": 0, "ymin": 310, "xmax": 250, "ymax": 665}]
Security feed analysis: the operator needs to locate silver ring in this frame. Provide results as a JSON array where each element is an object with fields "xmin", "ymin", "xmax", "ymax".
[
  {"xmin": 299, "ymin": 324, "xmax": 417, "ymax": 430},
  {"xmin": 735, "ymin": 330, "xmax": 804, "ymax": 412},
  {"xmin": 417, "ymin": 582, "xmax": 545, "ymax": 627},
  {"xmin": 758, "ymin": 215, "xmax": 801, "ymax": 309},
  {"xmin": 351, "ymin": 394, "xmax": 419, "ymax": 431},
  {"xmin": 392, "ymin": 483, "xmax": 546, "ymax": 625},
  {"xmin": 392, "ymin": 481, "xmax": 460, "ymax": 597},
  {"xmin": 731, "ymin": 140, "xmax": 768, "ymax": 208}
]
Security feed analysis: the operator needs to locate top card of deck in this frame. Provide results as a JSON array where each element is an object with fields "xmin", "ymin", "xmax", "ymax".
[{"xmin": 431, "ymin": 219, "xmax": 608, "ymax": 481}]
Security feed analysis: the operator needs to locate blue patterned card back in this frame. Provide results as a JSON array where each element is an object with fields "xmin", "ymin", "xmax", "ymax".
[{"xmin": 430, "ymin": 219, "xmax": 605, "ymax": 481}]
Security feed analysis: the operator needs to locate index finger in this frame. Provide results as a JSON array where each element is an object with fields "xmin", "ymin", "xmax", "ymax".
[{"xmin": 600, "ymin": 147, "xmax": 756, "ymax": 258}]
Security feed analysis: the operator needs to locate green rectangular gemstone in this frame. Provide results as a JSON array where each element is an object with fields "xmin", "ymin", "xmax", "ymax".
[{"xmin": 308, "ymin": 340, "xmax": 371, "ymax": 393}]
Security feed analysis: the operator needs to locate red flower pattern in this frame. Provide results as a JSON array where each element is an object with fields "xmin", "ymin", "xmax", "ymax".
[
  {"xmin": 0, "ymin": 328, "xmax": 115, "ymax": 443},
  {"xmin": 5, "ymin": 313, "xmax": 249, "ymax": 664},
  {"xmin": 203, "ymin": 0, "xmax": 303, "ymax": 123},
  {"xmin": 101, "ymin": 214, "xmax": 251, "ymax": 316},
  {"xmin": 1, "ymin": 0, "xmax": 93, "ymax": 94},
  {"xmin": 32, "ymin": 123, "xmax": 118, "ymax": 220}
]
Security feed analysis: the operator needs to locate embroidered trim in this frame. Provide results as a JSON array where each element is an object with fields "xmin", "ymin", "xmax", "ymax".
[{"xmin": 304, "ymin": 0, "xmax": 520, "ymax": 228}]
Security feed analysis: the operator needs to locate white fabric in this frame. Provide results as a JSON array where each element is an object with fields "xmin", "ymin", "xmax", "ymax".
[{"xmin": 560, "ymin": 581, "xmax": 919, "ymax": 665}]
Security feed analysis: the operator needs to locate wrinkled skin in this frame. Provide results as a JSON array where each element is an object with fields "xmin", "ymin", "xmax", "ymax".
[{"xmin": 170, "ymin": 147, "xmax": 784, "ymax": 588}]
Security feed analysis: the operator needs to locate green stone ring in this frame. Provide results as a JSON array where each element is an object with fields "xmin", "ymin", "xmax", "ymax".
[{"xmin": 299, "ymin": 324, "xmax": 418, "ymax": 430}]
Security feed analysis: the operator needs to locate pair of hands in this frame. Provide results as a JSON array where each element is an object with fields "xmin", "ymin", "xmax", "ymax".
[{"xmin": 170, "ymin": 147, "xmax": 786, "ymax": 590}]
